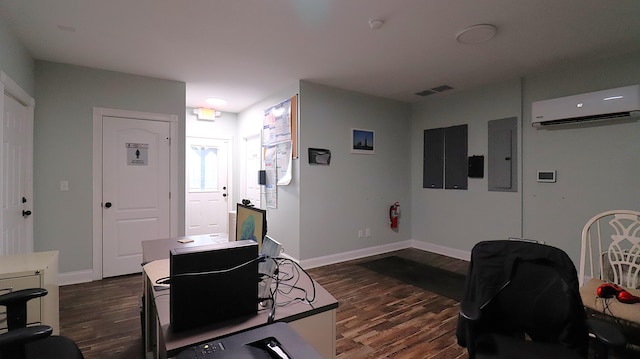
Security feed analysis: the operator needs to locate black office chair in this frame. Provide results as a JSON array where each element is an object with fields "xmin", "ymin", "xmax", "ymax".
[
  {"xmin": 456, "ymin": 240, "xmax": 626, "ymax": 359},
  {"xmin": 0, "ymin": 288, "xmax": 84, "ymax": 359}
]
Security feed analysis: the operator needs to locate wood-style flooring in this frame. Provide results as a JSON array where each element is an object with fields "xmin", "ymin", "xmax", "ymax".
[{"xmin": 59, "ymin": 248, "xmax": 469, "ymax": 358}]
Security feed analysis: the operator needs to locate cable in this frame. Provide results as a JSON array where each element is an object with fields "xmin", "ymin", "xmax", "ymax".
[
  {"xmin": 155, "ymin": 255, "xmax": 264, "ymax": 285},
  {"xmin": 272, "ymin": 257, "xmax": 316, "ymax": 303},
  {"xmin": 267, "ymin": 258, "xmax": 281, "ymax": 323}
]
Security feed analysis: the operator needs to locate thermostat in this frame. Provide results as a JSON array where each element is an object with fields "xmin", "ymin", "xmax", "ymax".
[{"xmin": 537, "ymin": 170, "xmax": 556, "ymax": 183}]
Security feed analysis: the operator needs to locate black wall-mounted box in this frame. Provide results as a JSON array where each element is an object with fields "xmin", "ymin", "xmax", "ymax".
[
  {"xmin": 308, "ymin": 148, "xmax": 331, "ymax": 165},
  {"xmin": 468, "ymin": 155, "xmax": 484, "ymax": 178}
]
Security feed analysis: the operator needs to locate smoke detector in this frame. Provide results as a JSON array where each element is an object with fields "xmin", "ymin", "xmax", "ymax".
[
  {"xmin": 369, "ymin": 19, "xmax": 384, "ymax": 30},
  {"xmin": 456, "ymin": 24, "xmax": 497, "ymax": 44}
]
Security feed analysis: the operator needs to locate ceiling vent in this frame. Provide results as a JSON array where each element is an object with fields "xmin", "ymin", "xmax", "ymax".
[{"xmin": 415, "ymin": 85, "xmax": 454, "ymax": 97}]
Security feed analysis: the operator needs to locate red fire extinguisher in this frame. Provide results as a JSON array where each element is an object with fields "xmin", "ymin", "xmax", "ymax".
[{"xmin": 390, "ymin": 202, "xmax": 400, "ymax": 230}]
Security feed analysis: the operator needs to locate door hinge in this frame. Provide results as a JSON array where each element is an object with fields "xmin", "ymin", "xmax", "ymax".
[
  {"xmin": 167, "ymin": 137, "xmax": 171, "ymax": 146},
  {"xmin": 169, "ymin": 192, "xmax": 171, "ymax": 199}
]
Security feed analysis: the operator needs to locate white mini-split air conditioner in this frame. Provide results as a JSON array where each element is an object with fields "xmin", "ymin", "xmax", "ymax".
[{"xmin": 531, "ymin": 85, "xmax": 640, "ymax": 127}]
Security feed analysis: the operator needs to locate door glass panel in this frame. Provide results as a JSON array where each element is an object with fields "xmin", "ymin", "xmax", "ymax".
[{"xmin": 189, "ymin": 146, "xmax": 219, "ymax": 192}]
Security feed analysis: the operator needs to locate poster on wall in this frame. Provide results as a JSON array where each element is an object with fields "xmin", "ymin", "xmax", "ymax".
[
  {"xmin": 276, "ymin": 142, "xmax": 292, "ymax": 185},
  {"xmin": 264, "ymin": 146, "xmax": 278, "ymax": 208},
  {"xmin": 263, "ymin": 96, "xmax": 298, "ymax": 158}
]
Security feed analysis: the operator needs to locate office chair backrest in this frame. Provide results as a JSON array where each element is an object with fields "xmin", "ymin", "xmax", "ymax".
[
  {"xmin": 461, "ymin": 241, "xmax": 589, "ymax": 356},
  {"xmin": 483, "ymin": 259, "xmax": 588, "ymax": 353}
]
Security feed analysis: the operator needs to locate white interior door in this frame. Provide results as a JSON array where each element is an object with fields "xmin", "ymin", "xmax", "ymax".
[
  {"xmin": 185, "ymin": 137, "xmax": 229, "ymax": 235},
  {"xmin": 243, "ymin": 135, "xmax": 261, "ymax": 208},
  {"xmin": 102, "ymin": 116, "xmax": 171, "ymax": 277},
  {"xmin": 1, "ymin": 77, "xmax": 34, "ymax": 256}
]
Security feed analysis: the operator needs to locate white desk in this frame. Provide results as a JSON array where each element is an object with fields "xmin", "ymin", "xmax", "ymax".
[{"xmin": 141, "ymin": 236, "xmax": 337, "ymax": 359}]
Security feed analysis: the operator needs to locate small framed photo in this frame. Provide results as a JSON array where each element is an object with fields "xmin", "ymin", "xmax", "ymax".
[{"xmin": 351, "ymin": 128, "xmax": 375, "ymax": 154}]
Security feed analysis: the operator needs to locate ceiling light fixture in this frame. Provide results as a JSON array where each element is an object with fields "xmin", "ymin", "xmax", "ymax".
[
  {"xmin": 206, "ymin": 98, "xmax": 227, "ymax": 106},
  {"xmin": 369, "ymin": 19, "xmax": 384, "ymax": 30},
  {"xmin": 456, "ymin": 24, "xmax": 497, "ymax": 44}
]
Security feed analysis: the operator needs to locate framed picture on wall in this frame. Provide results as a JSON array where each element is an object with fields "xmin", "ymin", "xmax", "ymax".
[{"xmin": 351, "ymin": 128, "xmax": 375, "ymax": 154}]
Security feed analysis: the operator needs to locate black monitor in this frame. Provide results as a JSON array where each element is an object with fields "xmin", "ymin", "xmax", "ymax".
[
  {"xmin": 236, "ymin": 203, "xmax": 267, "ymax": 249},
  {"xmin": 169, "ymin": 240, "xmax": 258, "ymax": 332}
]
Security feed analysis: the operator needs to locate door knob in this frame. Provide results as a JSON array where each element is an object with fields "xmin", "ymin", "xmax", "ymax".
[
  {"xmin": 22, "ymin": 210, "xmax": 32, "ymax": 217},
  {"xmin": 104, "ymin": 202, "xmax": 112, "ymax": 208}
]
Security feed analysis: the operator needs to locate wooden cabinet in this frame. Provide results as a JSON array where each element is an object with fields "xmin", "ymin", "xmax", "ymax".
[{"xmin": 0, "ymin": 251, "xmax": 59, "ymax": 334}]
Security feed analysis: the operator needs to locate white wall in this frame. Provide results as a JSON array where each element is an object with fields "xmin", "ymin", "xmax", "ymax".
[
  {"xmin": 410, "ymin": 80, "xmax": 523, "ymax": 259},
  {"xmin": 185, "ymin": 108, "xmax": 237, "ymax": 138},
  {"xmin": 0, "ymin": 17, "xmax": 33, "ymax": 95},
  {"xmin": 237, "ymin": 83, "xmax": 301, "ymax": 258},
  {"xmin": 522, "ymin": 51, "xmax": 640, "ymax": 265},
  {"xmin": 34, "ymin": 61, "xmax": 186, "ymax": 273},
  {"xmin": 299, "ymin": 81, "xmax": 411, "ymax": 259},
  {"xmin": 410, "ymin": 50, "xmax": 640, "ymax": 265}
]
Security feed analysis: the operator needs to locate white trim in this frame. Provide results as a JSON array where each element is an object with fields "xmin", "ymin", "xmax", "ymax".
[
  {"xmin": 410, "ymin": 240, "xmax": 471, "ymax": 261},
  {"xmin": 58, "ymin": 269, "xmax": 97, "ymax": 286},
  {"xmin": 65, "ymin": 241, "xmax": 470, "ymax": 284},
  {"xmin": 300, "ymin": 240, "xmax": 412, "ymax": 269},
  {"xmin": 92, "ymin": 107, "xmax": 179, "ymax": 280},
  {"xmin": 1, "ymin": 71, "xmax": 35, "ymax": 107},
  {"xmin": 299, "ymin": 240, "xmax": 471, "ymax": 270}
]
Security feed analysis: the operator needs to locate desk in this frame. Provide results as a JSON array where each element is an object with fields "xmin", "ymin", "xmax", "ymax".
[
  {"xmin": 142, "ymin": 234, "xmax": 229, "ymax": 264},
  {"xmin": 141, "ymin": 236, "xmax": 338, "ymax": 359}
]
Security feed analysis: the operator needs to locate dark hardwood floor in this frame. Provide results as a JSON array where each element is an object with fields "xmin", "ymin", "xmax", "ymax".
[
  {"xmin": 59, "ymin": 272, "xmax": 144, "ymax": 358},
  {"xmin": 308, "ymin": 249, "xmax": 469, "ymax": 359},
  {"xmin": 59, "ymin": 248, "xmax": 469, "ymax": 358}
]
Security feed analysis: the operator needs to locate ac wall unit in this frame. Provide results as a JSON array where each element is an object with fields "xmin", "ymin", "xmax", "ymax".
[{"xmin": 531, "ymin": 85, "xmax": 640, "ymax": 127}]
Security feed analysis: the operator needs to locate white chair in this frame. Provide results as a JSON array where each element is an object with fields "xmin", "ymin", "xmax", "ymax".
[{"xmin": 579, "ymin": 210, "xmax": 640, "ymax": 328}]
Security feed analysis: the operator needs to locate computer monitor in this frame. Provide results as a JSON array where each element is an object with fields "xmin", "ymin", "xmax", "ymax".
[
  {"xmin": 236, "ymin": 203, "xmax": 267, "ymax": 250},
  {"xmin": 169, "ymin": 240, "xmax": 258, "ymax": 332},
  {"xmin": 258, "ymin": 235, "xmax": 283, "ymax": 301}
]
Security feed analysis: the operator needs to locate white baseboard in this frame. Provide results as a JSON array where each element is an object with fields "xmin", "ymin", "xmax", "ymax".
[
  {"xmin": 59, "ymin": 241, "xmax": 470, "ymax": 283},
  {"xmin": 299, "ymin": 240, "xmax": 470, "ymax": 269},
  {"xmin": 300, "ymin": 240, "xmax": 412, "ymax": 269},
  {"xmin": 410, "ymin": 240, "xmax": 471, "ymax": 262},
  {"xmin": 58, "ymin": 269, "xmax": 94, "ymax": 286}
]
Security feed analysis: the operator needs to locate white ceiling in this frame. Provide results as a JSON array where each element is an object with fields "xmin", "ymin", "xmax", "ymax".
[{"xmin": 1, "ymin": 0, "xmax": 639, "ymax": 113}]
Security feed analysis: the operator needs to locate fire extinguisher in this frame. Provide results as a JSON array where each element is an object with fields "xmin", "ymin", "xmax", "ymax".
[{"xmin": 389, "ymin": 202, "xmax": 400, "ymax": 230}]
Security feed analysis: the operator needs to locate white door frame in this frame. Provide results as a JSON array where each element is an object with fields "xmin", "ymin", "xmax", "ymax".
[
  {"xmin": 185, "ymin": 136, "xmax": 233, "ymax": 236},
  {"xmin": 241, "ymin": 133, "xmax": 262, "ymax": 208},
  {"xmin": 0, "ymin": 72, "xmax": 35, "ymax": 254},
  {"xmin": 92, "ymin": 107, "xmax": 178, "ymax": 280}
]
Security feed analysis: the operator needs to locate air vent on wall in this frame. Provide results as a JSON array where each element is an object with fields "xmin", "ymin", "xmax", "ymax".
[{"xmin": 415, "ymin": 85, "xmax": 454, "ymax": 97}]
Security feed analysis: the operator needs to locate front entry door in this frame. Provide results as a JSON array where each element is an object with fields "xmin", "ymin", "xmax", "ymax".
[
  {"xmin": 185, "ymin": 137, "xmax": 229, "ymax": 236},
  {"xmin": 102, "ymin": 116, "xmax": 171, "ymax": 277}
]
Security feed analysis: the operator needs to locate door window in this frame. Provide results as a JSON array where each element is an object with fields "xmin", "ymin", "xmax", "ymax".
[{"xmin": 189, "ymin": 146, "xmax": 219, "ymax": 192}]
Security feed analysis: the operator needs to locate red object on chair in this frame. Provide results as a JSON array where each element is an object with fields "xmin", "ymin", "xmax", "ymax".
[
  {"xmin": 597, "ymin": 283, "xmax": 640, "ymax": 304},
  {"xmin": 617, "ymin": 290, "xmax": 640, "ymax": 304}
]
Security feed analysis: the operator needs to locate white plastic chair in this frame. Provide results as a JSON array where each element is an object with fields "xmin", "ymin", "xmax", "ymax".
[{"xmin": 579, "ymin": 210, "xmax": 640, "ymax": 327}]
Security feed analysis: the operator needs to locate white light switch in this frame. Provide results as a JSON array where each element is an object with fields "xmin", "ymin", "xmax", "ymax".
[{"xmin": 60, "ymin": 180, "xmax": 69, "ymax": 191}]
